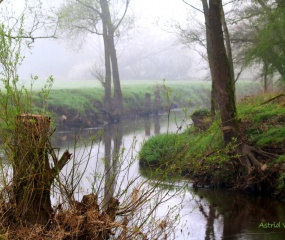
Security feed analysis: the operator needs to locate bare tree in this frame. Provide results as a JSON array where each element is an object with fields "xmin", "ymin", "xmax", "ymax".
[
  {"xmin": 1, "ymin": 0, "xmax": 58, "ymax": 46},
  {"xmin": 58, "ymin": 0, "xmax": 132, "ymax": 122}
]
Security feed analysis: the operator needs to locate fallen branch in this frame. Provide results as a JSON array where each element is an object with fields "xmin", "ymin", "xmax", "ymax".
[{"xmin": 261, "ymin": 93, "xmax": 285, "ymax": 105}]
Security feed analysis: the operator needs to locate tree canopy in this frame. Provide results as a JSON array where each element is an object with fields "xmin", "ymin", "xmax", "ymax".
[{"xmin": 230, "ymin": 0, "xmax": 285, "ymax": 84}]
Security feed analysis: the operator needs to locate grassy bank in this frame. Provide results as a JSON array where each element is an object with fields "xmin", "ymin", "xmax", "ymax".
[
  {"xmin": 139, "ymin": 92, "xmax": 285, "ymax": 198},
  {"xmin": 45, "ymin": 80, "xmax": 213, "ymax": 114},
  {"xmin": 45, "ymin": 79, "xmax": 261, "ymax": 111},
  {"xmin": 32, "ymin": 79, "xmax": 262, "ymax": 128}
]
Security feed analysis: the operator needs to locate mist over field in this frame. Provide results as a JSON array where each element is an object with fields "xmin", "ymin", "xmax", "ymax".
[
  {"xmin": 13, "ymin": 0, "xmax": 261, "ymax": 85},
  {"xmin": 15, "ymin": 0, "xmax": 208, "ymax": 82}
]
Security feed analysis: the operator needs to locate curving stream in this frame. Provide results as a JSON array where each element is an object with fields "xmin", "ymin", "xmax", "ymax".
[{"xmin": 52, "ymin": 112, "xmax": 285, "ymax": 240}]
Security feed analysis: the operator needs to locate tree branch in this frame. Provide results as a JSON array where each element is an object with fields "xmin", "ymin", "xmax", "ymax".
[
  {"xmin": 4, "ymin": 33, "xmax": 57, "ymax": 41},
  {"xmin": 261, "ymin": 94, "xmax": 285, "ymax": 105},
  {"xmin": 114, "ymin": 0, "xmax": 130, "ymax": 31},
  {"xmin": 256, "ymin": 0, "xmax": 271, "ymax": 11},
  {"xmin": 52, "ymin": 150, "xmax": 72, "ymax": 174},
  {"xmin": 76, "ymin": 0, "xmax": 102, "ymax": 17},
  {"xmin": 72, "ymin": 24, "xmax": 102, "ymax": 35},
  {"xmin": 181, "ymin": 0, "xmax": 204, "ymax": 14}
]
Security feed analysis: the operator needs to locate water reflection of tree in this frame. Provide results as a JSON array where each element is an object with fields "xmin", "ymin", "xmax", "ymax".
[
  {"xmin": 144, "ymin": 115, "xmax": 160, "ymax": 136},
  {"xmin": 102, "ymin": 123, "xmax": 123, "ymax": 211},
  {"xmin": 144, "ymin": 116, "xmax": 151, "ymax": 136},
  {"xmin": 153, "ymin": 115, "xmax": 160, "ymax": 135},
  {"xmin": 195, "ymin": 195, "xmax": 218, "ymax": 240},
  {"xmin": 195, "ymin": 189, "xmax": 285, "ymax": 239}
]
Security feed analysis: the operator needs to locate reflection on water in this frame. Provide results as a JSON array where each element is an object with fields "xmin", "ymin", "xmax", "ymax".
[
  {"xmin": 190, "ymin": 188, "xmax": 285, "ymax": 240},
  {"xmin": 52, "ymin": 113, "xmax": 285, "ymax": 240},
  {"xmin": 102, "ymin": 123, "xmax": 122, "ymax": 211},
  {"xmin": 144, "ymin": 115, "xmax": 161, "ymax": 136}
]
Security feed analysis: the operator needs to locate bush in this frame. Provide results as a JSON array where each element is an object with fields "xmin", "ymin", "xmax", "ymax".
[{"xmin": 139, "ymin": 134, "xmax": 182, "ymax": 168}]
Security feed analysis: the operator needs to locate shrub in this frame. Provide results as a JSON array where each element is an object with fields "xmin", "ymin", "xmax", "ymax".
[{"xmin": 139, "ymin": 134, "xmax": 182, "ymax": 168}]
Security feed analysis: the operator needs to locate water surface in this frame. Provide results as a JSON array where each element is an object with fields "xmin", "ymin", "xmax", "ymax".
[{"xmin": 52, "ymin": 113, "xmax": 285, "ymax": 240}]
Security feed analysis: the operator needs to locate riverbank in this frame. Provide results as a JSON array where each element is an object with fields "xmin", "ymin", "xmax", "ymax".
[
  {"xmin": 34, "ymin": 79, "xmax": 261, "ymax": 129},
  {"xmin": 139, "ymin": 92, "xmax": 285, "ymax": 199}
]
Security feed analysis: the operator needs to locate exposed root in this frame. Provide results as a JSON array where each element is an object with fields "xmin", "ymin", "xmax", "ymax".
[
  {"xmin": 238, "ymin": 143, "xmax": 277, "ymax": 169},
  {"xmin": 234, "ymin": 143, "xmax": 282, "ymax": 193}
]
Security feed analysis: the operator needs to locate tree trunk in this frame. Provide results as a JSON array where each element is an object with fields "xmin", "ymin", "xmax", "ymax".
[
  {"xmin": 207, "ymin": 1, "xmax": 281, "ymax": 192},
  {"xmin": 100, "ymin": 0, "xmax": 123, "ymax": 121},
  {"xmin": 109, "ymin": 32, "xmax": 123, "ymax": 119},
  {"xmin": 201, "ymin": 0, "xmax": 217, "ymax": 117},
  {"xmin": 13, "ymin": 114, "xmax": 53, "ymax": 225},
  {"xmin": 154, "ymin": 88, "xmax": 161, "ymax": 115},
  {"xmin": 144, "ymin": 93, "xmax": 151, "ymax": 115},
  {"xmin": 263, "ymin": 60, "xmax": 269, "ymax": 93},
  {"xmin": 209, "ymin": 0, "xmax": 239, "ymax": 146},
  {"xmin": 12, "ymin": 114, "xmax": 71, "ymax": 226},
  {"xmin": 208, "ymin": 0, "xmax": 271, "ymax": 172},
  {"xmin": 101, "ymin": 3, "xmax": 112, "ymax": 117},
  {"xmin": 220, "ymin": 2, "xmax": 235, "ymax": 83}
]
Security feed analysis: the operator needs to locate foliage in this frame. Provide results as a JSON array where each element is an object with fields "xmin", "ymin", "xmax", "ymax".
[
  {"xmin": 57, "ymin": 0, "xmax": 132, "ymax": 45},
  {"xmin": 275, "ymin": 155, "xmax": 285, "ymax": 163},
  {"xmin": 233, "ymin": 1, "xmax": 285, "ymax": 84},
  {"xmin": 0, "ymin": 22, "xmax": 53, "ymax": 151},
  {"xmin": 139, "ymin": 92, "xmax": 285, "ymax": 188}
]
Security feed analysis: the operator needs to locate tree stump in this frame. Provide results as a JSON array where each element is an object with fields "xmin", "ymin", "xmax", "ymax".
[
  {"xmin": 154, "ymin": 89, "xmax": 161, "ymax": 115},
  {"xmin": 12, "ymin": 114, "xmax": 69, "ymax": 226},
  {"xmin": 144, "ymin": 93, "xmax": 151, "ymax": 115},
  {"xmin": 191, "ymin": 109, "xmax": 211, "ymax": 131}
]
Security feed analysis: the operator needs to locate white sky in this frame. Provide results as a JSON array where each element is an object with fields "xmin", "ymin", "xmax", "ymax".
[{"xmin": 12, "ymin": 0, "xmax": 206, "ymax": 81}]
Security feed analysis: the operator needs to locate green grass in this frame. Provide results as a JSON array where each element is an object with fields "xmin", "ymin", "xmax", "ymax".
[
  {"xmin": 139, "ymin": 133, "xmax": 186, "ymax": 167},
  {"xmin": 238, "ymin": 93, "xmax": 285, "ymax": 147},
  {"xmin": 238, "ymin": 96, "xmax": 285, "ymax": 123},
  {"xmin": 31, "ymin": 79, "xmax": 262, "ymax": 117},
  {"xmin": 47, "ymin": 88, "xmax": 104, "ymax": 113},
  {"xmin": 138, "ymin": 92, "xmax": 285, "ymax": 187}
]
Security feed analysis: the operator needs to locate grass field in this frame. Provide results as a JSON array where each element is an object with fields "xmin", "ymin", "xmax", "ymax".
[{"xmin": 30, "ymin": 79, "xmax": 263, "ymax": 118}]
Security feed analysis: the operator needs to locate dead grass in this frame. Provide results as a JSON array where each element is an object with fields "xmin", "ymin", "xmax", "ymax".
[{"xmin": 0, "ymin": 189, "xmax": 176, "ymax": 240}]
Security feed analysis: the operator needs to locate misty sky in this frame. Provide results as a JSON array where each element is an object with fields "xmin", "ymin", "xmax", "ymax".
[{"xmin": 14, "ymin": 0, "xmax": 208, "ymax": 82}]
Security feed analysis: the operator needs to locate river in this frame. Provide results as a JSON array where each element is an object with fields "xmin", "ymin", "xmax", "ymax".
[{"xmin": 52, "ymin": 111, "xmax": 285, "ymax": 240}]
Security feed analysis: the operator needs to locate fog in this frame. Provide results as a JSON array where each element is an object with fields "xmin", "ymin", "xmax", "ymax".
[{"xmin": 15, "ymin": 0, "xmax": 210, "ymax": 82}]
